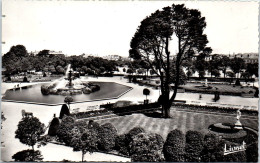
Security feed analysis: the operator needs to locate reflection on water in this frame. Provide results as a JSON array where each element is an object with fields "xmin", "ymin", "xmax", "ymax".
[{"xmin": 3, "ymin": 82, "xmax": 132, "ymax": 105}]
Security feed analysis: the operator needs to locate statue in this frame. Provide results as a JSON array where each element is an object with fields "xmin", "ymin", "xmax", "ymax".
[
  {"xmin": 234, "ymin": 109, "xmax": 242, "ymax": 129},
  {"xmin": 205, "ymin": 78, "xmax": 208, "ymax": 87},
  {"xmin": 236, "ymin": 109, "xmax": 241, "ymax": 121}
]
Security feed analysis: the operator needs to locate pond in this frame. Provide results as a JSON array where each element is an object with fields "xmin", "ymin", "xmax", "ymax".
[{"xmin": 2, "ymin": 82, "xmax": 132, "ymax": 105}]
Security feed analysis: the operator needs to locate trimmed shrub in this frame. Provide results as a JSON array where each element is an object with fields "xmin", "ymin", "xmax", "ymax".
[
  {"xmin": 129, "ymin": 133, "xmax": 164, "ymax": 162},
  {"xmin": 185, "ymin": 130, "xmax": 204, "ymax": 162},
  {"xmin": 56, "ymin": 115, "xmax": 75, "ymax": 145},
  {"xmin": 125, "ymin": 127, "xmax": 145, "ymax": 145},
  {"xmin": 87, "ymin": 120, "xmax": 102, "ymax": 143},
  {"xmin": 59, "ymin": 104, "xmax": 70, "ymax": 119},
  {"xmin": 74, "ymin": 120, "xmax": 88, "ymax": 133},
  {"xmin": 98, "ymin": 123, "xmax": 118, "ymax": 151},
  {"xmin": 12, "ymin": 149, "xmax": 43, "ymax": 162},
  {"xmin": 64, "ymin": 96, "xmax": 73, "ymax": 107},
  {"xmin": 88, "ymin": 120, "xmax": 101, "ymax": 131},
  {"xmin": 244, "ymin": 131, "xmax": 258, "ymax": 162},
  {"xmin": 23, "ymin": 76, "xmax": 28, "ymax": 82},
  {"xmin": 7, "ymin": 76, "xmax": 11, "ymax": 81},
  {"xmin": 235, "ymin": 79, "xmax": 241, "ymax": 86},
  {"xmin": 163, "ymin": 129, "xmax": 185, "ymax": 162},
  {"xmin": 150, "ymin": 133, "xmax": 164, "ymax": 151},
  {"xmin": 131, "ymin": 152, "xmax": 162, "ymax": 162},
  {"xmin": 143, "ymin": 88, "xmax": 150, "ymax": 101},
  {"xmin": 254, "ymin": 88, "xmax": 259, "ymax": 97},
  {"xmin": 48, "ymin": 117, "xmax": 60, "ymax": 136},
  {"xmin": 201, "ymin": 133, "xmax": 219, "ymax": 162},
  {"xmin": 115, "ymin": 134, "xmax": 129, "ymax": 156}
]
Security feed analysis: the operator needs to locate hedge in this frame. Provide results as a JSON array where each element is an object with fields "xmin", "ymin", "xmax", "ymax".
[
  {"xmin": 115, "ymin": 134, "xmax": 129, "ymax": 156},
  {"xmin": 125, "ymin": 127, "xmax": 145, "ymax": 145},
  {"xmin": 163, "ymin": 129, "xmax": 185, "ymax": 162},
  {"xmin": 200, "ymin": 133, "xmax": 219, "ymax": 162},
  {"xmin": 185, "ymin": 130, "xmax": 204, "ymax": 162},
  {"xmin": 72, "ymin": 102, "xmax": 160, "ymax": 120},
  {"xmin": 56, "ymin": 115, "xmax": 75, "ymax": 145},
  {"xmin": 129, "ymin": 133, "xmax": 164, "ymax": 162},
  {"xmin": 98, "ymin": 123, "xmax": 118, "ymax": 151}
]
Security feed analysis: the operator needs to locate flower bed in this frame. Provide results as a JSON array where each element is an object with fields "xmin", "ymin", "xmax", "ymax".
[{"xmin": 72, "ymin": 103, "xmax": 161, "ymax": 119}]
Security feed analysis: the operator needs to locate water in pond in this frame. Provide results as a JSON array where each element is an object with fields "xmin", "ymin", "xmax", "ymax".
[{"xmin": 2, "ymin": 82, "xmax": 132, "ymax": 105}]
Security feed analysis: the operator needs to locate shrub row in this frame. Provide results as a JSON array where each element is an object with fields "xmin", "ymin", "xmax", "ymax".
[
  {"xmin": 108, "ymin": 102, "xmax": 160, "ymax": 114},
  {"xmin": 71, "ymin": 109, "xmax": 112, "ymax": 119},
  {"xmin": 163, "ymin": 129, "xmax": 258, "ymax": 162},
  {"xmin": 53, "ymin": 115, "xmax": 258, "ymax": 162},
  {"xmin": 174, "ymin": 103, "xmax": 258, "ymax": 116},
  {"xmin": 71, "ymin": 102, "xmax": 160, "ymax": 119},
  {"xmin": 55, "ymin": 116, "xmax": 118, "ymax": 153}
]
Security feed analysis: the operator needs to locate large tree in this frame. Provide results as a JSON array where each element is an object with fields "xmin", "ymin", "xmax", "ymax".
[
  {"xmin": 9, "ymin": 45, "xmax": 28, "ymax": 58},
  {"xmin": 246, "ymin": 62, "xmax": 258, "ymax": 78},
  {"xmin": 229, "ymin": 57, "xmax": 246, "ymax": 78},
  {"xmin": 220, "ymin": 55, "xmax": 230, "ymax": 78},
  {"xmin": 2, "ymin": 45, "xmax": 29, "ymax": 74},
  {"xmin": 129, "ymin": 4, "xmax": 211, "ymax": 117},
  {"xmin": 207, "ymin": 54, "xmax": 221, "ymax": 77},
  {"xmin": 14, "ymin": 115, "xmax": 46, "ymax": 162}
]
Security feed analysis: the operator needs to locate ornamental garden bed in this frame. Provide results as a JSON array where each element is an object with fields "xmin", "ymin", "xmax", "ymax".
[{"xmin": 174, "ymin": 103, "xmax": 258, "ymax": 116}]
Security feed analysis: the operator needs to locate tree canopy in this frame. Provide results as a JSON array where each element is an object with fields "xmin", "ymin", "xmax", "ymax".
[
  {"xmin": 12, "ymin": 149, "xmax": 43, "ymax": 162},
  {"xmin": 15, "ymin": 116, "xmax": 45, "ymax": 149},
  {"xmin": 129, "ymin": 4, "xmax": 211, "ymax": 117}
]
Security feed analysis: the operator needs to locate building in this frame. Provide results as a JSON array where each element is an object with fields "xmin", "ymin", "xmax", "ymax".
[
  {"xmin": 227, "ymin": 53, "xmax": 258, "ymax": 64},
  {"xmin": 103, "ymin": 55, "xmax": 122, "ymax": 61},
  {"xmin": 30, "ymin": 50, "xmax": 64, "ymax": 57}
]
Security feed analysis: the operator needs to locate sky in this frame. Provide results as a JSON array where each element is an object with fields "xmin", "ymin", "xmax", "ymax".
[{"xmin": 2, "ymin": 0, "xmax": 259, "ymax": 57}]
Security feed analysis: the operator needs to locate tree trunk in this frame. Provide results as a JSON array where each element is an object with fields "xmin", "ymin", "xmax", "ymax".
[
  {"xmin": 82, "ymin": 151, "xmax": 84, "ymax": 162},
  {"xmin": 163, "ymin": 36, "xmax": 171, "ymax": 118},
  {"xmin": 162, "ymin": 102, "xmax": 171, "ymax": 118},
  {"xmin": 32, "ymin": 145, "xmax": 35, "ymax": 161}
]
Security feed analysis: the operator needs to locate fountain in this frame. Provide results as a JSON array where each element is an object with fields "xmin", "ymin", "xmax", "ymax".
[
  {"xmin": 3, "ymin": 64, "xmax": 132, "ymax": 104},
  {"xmin": 208, "ymin": 109, "xmax": 257, "ymax": 145},
  {"xmin": 41, "ymin": 64, "xmax": 100, "ymax": 96}
]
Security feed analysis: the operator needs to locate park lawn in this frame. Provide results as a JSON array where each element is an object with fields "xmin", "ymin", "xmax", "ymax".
[
  {"xmin": 97, "ymin": 107, "xmax": 258, "ymax": 140},
  {"xmin": 182, "ymin": 83, "xmax": 255, "ymax": 94}
]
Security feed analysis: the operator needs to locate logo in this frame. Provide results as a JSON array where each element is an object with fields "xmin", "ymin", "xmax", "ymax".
[{"xmin": 224, "ymin": 141, "xmax": 246, "ymax": 155}]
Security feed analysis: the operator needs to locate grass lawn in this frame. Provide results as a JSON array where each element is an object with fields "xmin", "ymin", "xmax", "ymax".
[
  {"xmin": 96, "ymin": 107, "xmax": 258, "ymax": 140},
  {"xmin": 182, "ymin": 83, "xmax": 255, "ymax": 94}
]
